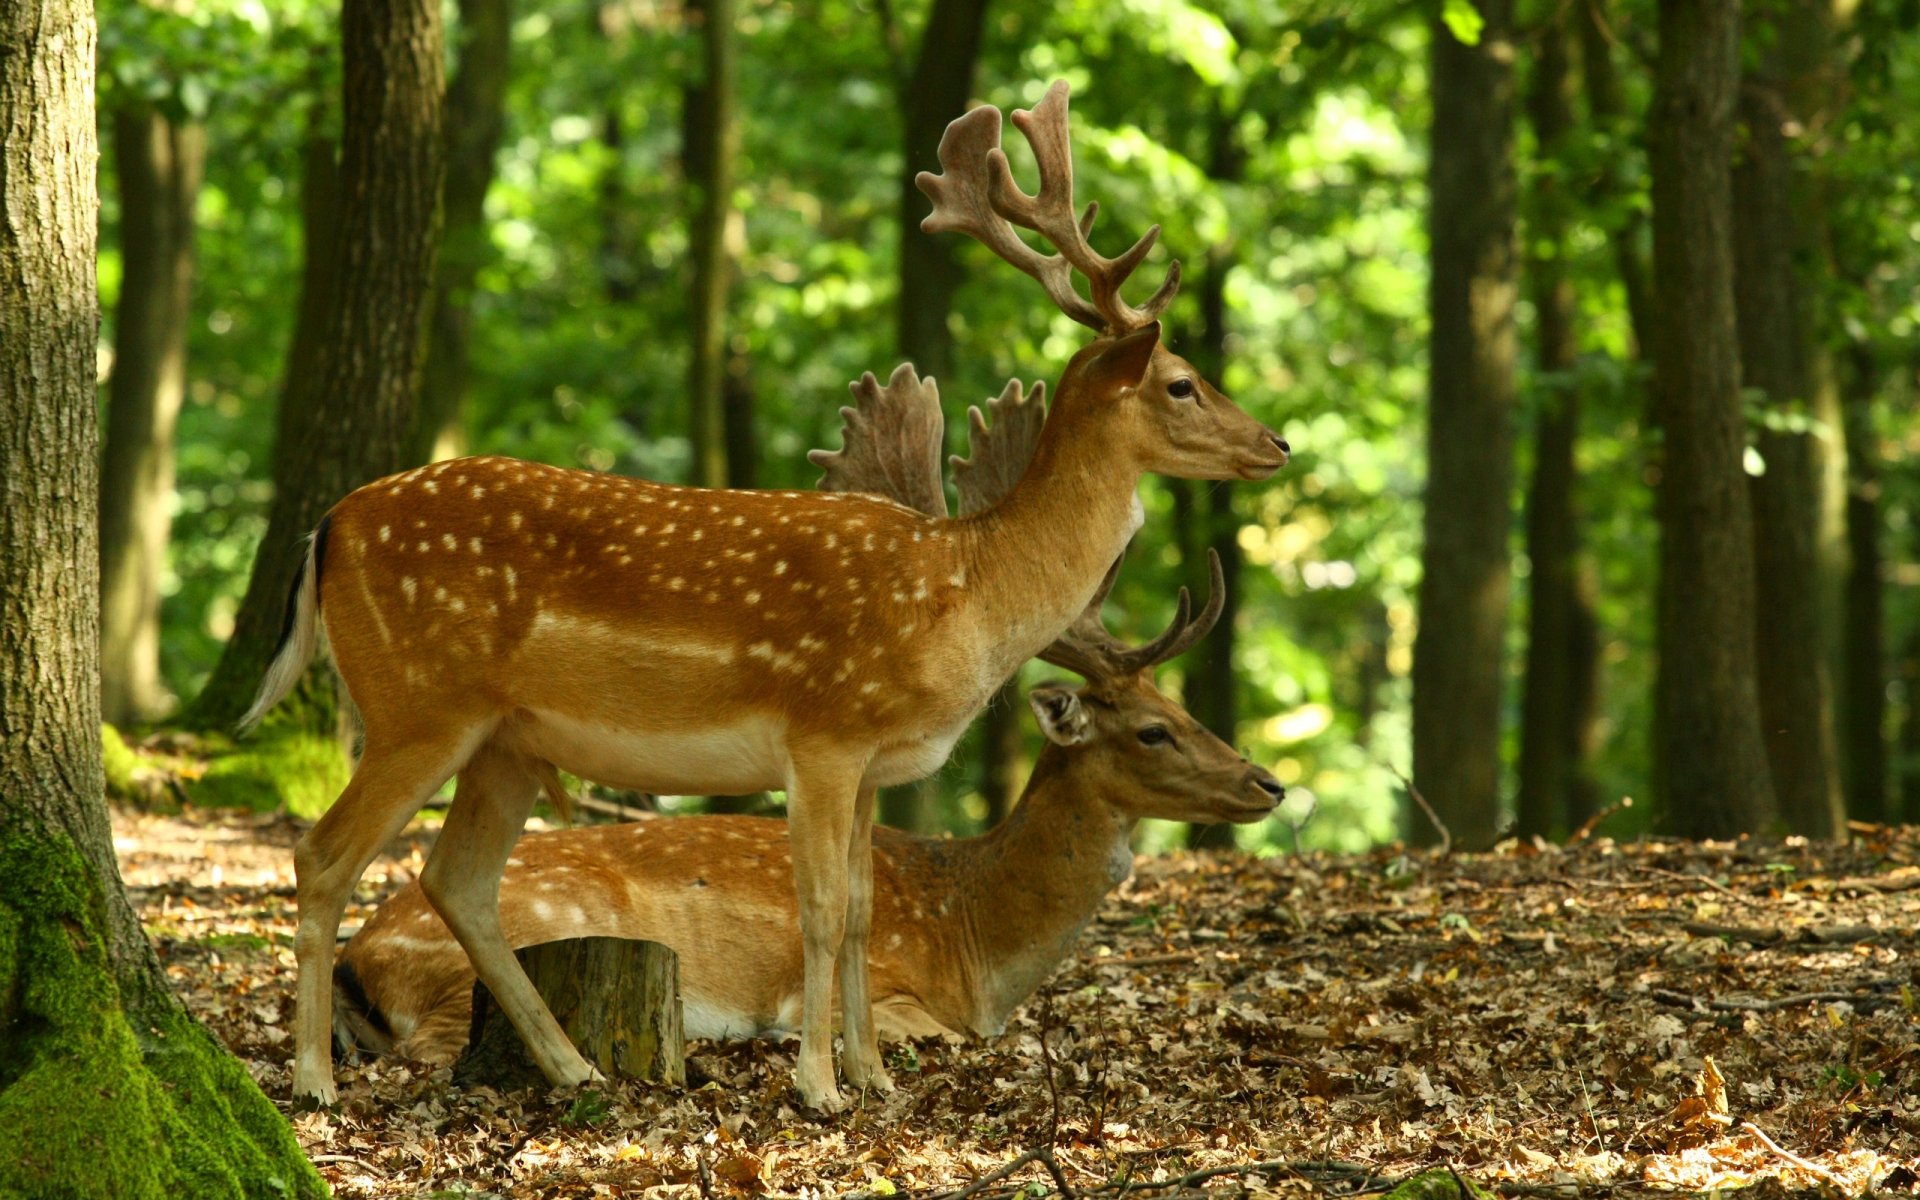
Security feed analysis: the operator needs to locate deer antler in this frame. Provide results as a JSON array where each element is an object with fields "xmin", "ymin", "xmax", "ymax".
[
  {"xmin": 1039, "ymin": 549, "xmax": 1225, "ymax": 684},
  {"xmin": 951, "ymin": 379, "xmax": 1047, "ymax": 517},
  {"xmin": 916, "ymin": 81, "xmax": 1179, "ymax": 335},
  {"xmin": 807, "ymin": 364, "xmax": 950, "ymax": 518}
]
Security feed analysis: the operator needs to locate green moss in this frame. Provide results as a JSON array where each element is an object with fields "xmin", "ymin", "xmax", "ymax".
[
  {"xmin": 1380, "ymin": 1169, "xmax": 1497, "ymax": 1200},
  {"xmin": 0, "ymin": 812, "xmax": 326, "ymax": 1199},
  {"xmin": 101, "ymin": 724, "xmax": 142, "ymax": 800},
  {"xmin": 187, "ymin": 731, "xmax": 348, "ymax": 820}
]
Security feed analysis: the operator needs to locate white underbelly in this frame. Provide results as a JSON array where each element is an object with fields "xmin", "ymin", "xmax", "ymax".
[
  {"xmin": 864, "ymin": 722, "xmax": 969, "ymax": 789},
  {"xmin": 508, "ymin": 708, "xmax": 790, "ymax": 796}
]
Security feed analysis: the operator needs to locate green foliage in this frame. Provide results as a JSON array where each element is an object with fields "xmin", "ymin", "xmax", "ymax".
[
  {"xmin": 100, "ymin": 723, "xmax": 142, "ymax": 799},
  {"xmin": 0, "ymin": 811, "xmax": 323, "ymax": 1199},
  {"xmin": 100, "ymin": 0, "xmax": 1920, "ymax": 839}
]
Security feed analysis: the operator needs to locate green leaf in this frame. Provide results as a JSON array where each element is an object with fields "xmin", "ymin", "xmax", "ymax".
[{"xmin": 1441, "ymin": 0, "xmax": 1485, "ymax": 45}]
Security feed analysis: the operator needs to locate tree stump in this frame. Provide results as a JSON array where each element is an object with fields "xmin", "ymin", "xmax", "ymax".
[{"xmin": 453, "ymin": 938, "xmax": 684, "ymax": 1090}]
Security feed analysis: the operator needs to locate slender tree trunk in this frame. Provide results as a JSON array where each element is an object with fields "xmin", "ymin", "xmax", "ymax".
[
  {"xmin": 99, "ymin": 105, "xmax": 204, "ymax": 726},
  {"xmin": 0, "ymin": 3, "xmax": 322, "ymax": 1189},
  {"xmin": 1902, "ymin": 621, "xmax": 1920, "ymax": 824},
  {"xmin": 1732, "ymin": 43, "xmax": 1845, "ymax": 839},
  {"xmin": 1649, "ymin": 0, "xmax": 1777, "ymax": 836},
  {"xmin": 894, "ymin": 0, "xmax": 992, "ymax": 386},
  {"xmin": 1411, "ymin": 0, "xmax": 1518, "ymax": 849},
  {"xmin": 1515, "ymin": 2, "xmax": 1596, "ymax": 839},
  {"xmin": 413, "ymin": 0, "xmax": 512, "ymax": 463},
  {"xmin": 1839, "ymin": 343, "xmax": 1886, "ymax": 822},
  {"xmin": 1577, "ymin": 0, "xmax": 1655, "ymax": 366},
  {"xmin": 685, "ymin": 0, "xmax": 736, "ymax": 489},
  {"xmin": 189, "ymin": 0, "xmax": 445, "ymax": 730},
  {"xmin": 883, "ymin": 0, "xmax": 991, "ymax": 834},
  {"xmin": 1187, "ymin": 125, "xmax": 1246, "ymax": 851},
  {"xmin": 596, "ymin": 3, "xmax": 639, "ymax": 307}
]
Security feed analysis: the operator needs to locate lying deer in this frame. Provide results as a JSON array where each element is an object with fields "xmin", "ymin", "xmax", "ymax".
[
  {"xmin": 248, "ymin": 80, "xmax": 1288, "ymax": 1109},
  {"xmin": 334, "ymin": 569, "xmax": 1280, "ymax": 1060}
]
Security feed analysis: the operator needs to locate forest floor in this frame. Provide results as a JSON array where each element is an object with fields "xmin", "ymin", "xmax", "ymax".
[{"xmin": 116, "ymin": 805, "xmax": 1920, "ymax": 1199}]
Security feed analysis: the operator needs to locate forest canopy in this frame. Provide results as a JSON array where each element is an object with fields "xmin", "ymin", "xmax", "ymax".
[{"xmin": 94, "ymin": 0, "xmax": 1920, "ymax": 849}]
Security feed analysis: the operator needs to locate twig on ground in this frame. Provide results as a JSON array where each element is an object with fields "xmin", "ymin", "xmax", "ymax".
[
  {"xmin": 1739, "ymin": 1120, "xmax": 1848, "ymax": 1188},
  {"xmin": 1564, "ymin": 797, "xmax": 1632, "ymax": 847},
  {"xmin": 1681, "ymin": 920, "xmax": 1892, "ymax": 947},
  {"xmin": 1389, "ymin": 765, "xmax": 1450, "ymax": 857},
  {"xmin": 1036, "ymin": 991, "xmax": 1065, "ymax": 1148},
  {"xmin": 1629, "ymin": 864, "xmax": 1737, "ymax": 895},
  {"xmin": 1094, "ymin": 952, "xmax": 1197, "ymax": 970},
  {"xmin": 1651, "ymin": 986, "xmax": 1899, "ymax": 1014},
  {"xmin": 308, "ymin": 1153, "xmax": 384, "ymax": 1175}
]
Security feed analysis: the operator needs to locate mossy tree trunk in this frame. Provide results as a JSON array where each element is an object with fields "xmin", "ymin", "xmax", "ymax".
[
  {"xmin": 99, "ymin": 104, "xmax": 204, "ymax": 728},
  {"xmin": 0, "ymin": 3, "xmax": 323, "ymax": 1191},
  {"xmin": 188, "ymin": 0, "xmax": 446, "ymax": 732},
  {"xmin": 1649, "ymin": 0, "xmax": 1778, "ymax": 836},
  {"xmin": 1412, "ymin": 0, "xmax": 1518, "ymax": 849}
]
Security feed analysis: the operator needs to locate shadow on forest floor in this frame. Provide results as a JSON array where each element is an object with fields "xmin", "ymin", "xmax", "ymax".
[{"xmin": 116, "ymin": 806, "xmax": 1920, "ymax": 1199}]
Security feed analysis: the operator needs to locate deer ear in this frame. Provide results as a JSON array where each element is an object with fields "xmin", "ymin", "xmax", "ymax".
[
  {"xmin": 1029, "ymin": 685, "xmax": 1093, "ymax": 746},
  {"xmin": 1088, "ymin": 322, "xmax": 1161, "ymax": 393}
]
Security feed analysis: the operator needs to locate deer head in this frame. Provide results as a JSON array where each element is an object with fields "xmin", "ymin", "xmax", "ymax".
[
  {"xmin": 917, "ymin": 81, "xmax": 1290, "ymax": 484},
  {"xmin": 1027, "ymin": 550, "xmax": 1282, "ymax": 825}
]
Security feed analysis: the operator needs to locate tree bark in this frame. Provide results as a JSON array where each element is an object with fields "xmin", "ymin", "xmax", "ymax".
[
  {"xmin": 883, "ymin": 0, "xmax": 991, "ymax": 834},
  {"xmin": 455, "ymin": 938, "xmax": 684, "ymax": 1090},
  {"xmin": 1732, "ymin": 45, "xmax": 1845, "ymax": 839},
  {"xmin": 413, "ymin": 0, "xmax": 512, "ymax": 463},
  {"xmin": 1516, "ymin": 2, "xmax": 1598, "ymax": 840},
  {"xmin": 1648, "ymin": 0, "xmax": 1777, "ymax": 836},
  {"xmin": 685, "ymin": 0, "xmax": 737, "ymax": 489},
  {"xmin": 894, "ymin": 0, "xmax": 992, "ymax": 386},
  {"xmin": 1411, "ymin": 0, "xmax": 1518, "ymax": 849},
  {"xmin": 1839, "ymin": 343, "xmax": 1886, "ymax": 822},
  {"xmin": 189, "ymin": 0, "xmax": 445, "ymax": 730},
  {"xmin": 99, "ymin": 105, "xmax": 204, "ymax": 726},
  {"xmin": 0, "ymin": 3, "xmax": 322, "ymax": 1189}
]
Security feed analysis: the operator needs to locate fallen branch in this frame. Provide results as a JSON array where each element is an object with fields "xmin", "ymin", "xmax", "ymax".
[
  {"xmin": 1651, "ymin": 985, "xmax": 1901, "ymax": 1014},
  {"xmin": 1390, "ymin": 765, "xmax": 1451, "ymax": 858},
  {"xmin": 1564, "ymin": 797, "xmax": 1632, "ymax": 847},
  {"xmin": 1739, "ymin": 1120, "xmax": 1848, "ymax": 1189},
  {"xmin": 1630, "ymin": 864, "xmax": 1737, "ymax": 896},
  {"xmin": 1680, "ymin": 921, "xmax": 1892, "ymax": 947}
]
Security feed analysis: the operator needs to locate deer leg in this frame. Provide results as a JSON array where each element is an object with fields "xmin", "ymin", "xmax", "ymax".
[
  {"xmin": 418, "ymin": 742, "xmax": 597, "ymax": 1090},
  {"xmin": 786, "ymin": 754, "xmax": 865, "ymax": 1112},
  {"xmin": 293, "ymin": 725, "xmax": 485, "ymax": 1105},
  {"xmin": 836, "ymin": 782, "xmax": 893, "ymax": 1093}
]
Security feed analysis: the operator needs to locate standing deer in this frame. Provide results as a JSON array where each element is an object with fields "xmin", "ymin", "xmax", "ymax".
[
  {"xmin": 334, "ymin": 368, "xmax": 1283, "ymax": 1064},
  {"xmin": 249, "ymin": 79, "xmax": 1288, "ymax": 1110}
]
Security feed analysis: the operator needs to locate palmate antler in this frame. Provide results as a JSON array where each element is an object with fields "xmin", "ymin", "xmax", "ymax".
[
  {"xmin": 916, "ymin": 80, "xmax": 1180, "ymax": 335},
  {"xmin": 812, "ymin": 365, "xmax": 1218, "ymax": 685}
]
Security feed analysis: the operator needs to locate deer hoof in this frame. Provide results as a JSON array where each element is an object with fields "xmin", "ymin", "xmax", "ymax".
[{"xmin": 796, "ymin": 1068, "xmax": 847, "ymax": 1114}]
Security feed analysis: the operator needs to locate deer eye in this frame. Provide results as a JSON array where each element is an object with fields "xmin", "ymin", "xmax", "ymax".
[
  {"xmin": 1168, "ymin": 378, "xmax": 1195, "ymax": 400},
  {"xmin": 1138, "ymin": 725, "xmax": 1173, "ymax": 746}
]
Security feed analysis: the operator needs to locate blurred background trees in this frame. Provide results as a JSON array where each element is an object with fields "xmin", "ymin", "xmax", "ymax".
[{"xmin": 93, "ymin": 0, "xmax": 1920, "ymax": 850}]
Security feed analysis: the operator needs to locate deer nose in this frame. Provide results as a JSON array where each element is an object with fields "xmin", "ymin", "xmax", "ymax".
[
  {"xmin": 1267, "ymin": 432, "xmax": 1291, "ymax": 459},
  {"xmin": 1250, "ymin": 768, "xmax": 1285, "ymax": 803}
]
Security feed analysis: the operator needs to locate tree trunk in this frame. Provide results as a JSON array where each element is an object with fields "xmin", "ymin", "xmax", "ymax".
[
  {"xmin": 455, "ymin": 938, "xmax": 684, "ymax": 1090},
  {"xmin": 1839, "ymin": 343, "xmax": 1886, "ymax": 822},
  {"xmin": 1186, "ymin": 148, "xmax": 1246, "ymax": 851},
  {"xmin": 99, "ymin": 105, "xmax": 204, "ymax": 727},
  {"xmin": 1577, "ymin": 0, "xmax": 1655, "ymax": 367},
  {"xmin": 1514, "ymin": 5, "xmax": 1595, "ymax": 840},
  {"xmin": 189, "ymin": 0, "xmax": 446, "ymax": 731},
  {"xmin": 1648, "ymin": 0, "xmax": 1777, "ymax": 837},
  {"xmin": 413, "ymin": 0, "xmax": 512, "ymax": 463},
  {"xmin": 883, "ymin": 0, "xmax": 991, "ymax": 834},
  {"xmin": 1411, "ymin": 0, "xmax": 1518, "ymax": 850},
  {"xmin": 894, "ymin": 0, "xmax": 993, "ymax": 386},
  {"xmin": 0, "ymin": 3, "xmax": 323, "ymax": 1188},
  {"xmin": 685, "ymin": 0, "xmax": 737, "ymax": 490},
  {"xmin": 1732, "ymin": 47, "xmax": 1845, "ymax": 839}
]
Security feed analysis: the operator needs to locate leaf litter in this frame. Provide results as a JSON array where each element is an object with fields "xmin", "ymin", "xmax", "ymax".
[{"xmin": 115, "ymin": 806, "xmax": 1920, "ymax": 1198}]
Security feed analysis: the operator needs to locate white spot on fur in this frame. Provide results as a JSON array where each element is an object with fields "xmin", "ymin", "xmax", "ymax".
[
  {"xmin": 401, "ymin": 577, "xmax": 418, "ymax": 602},
  {"xmin": 379, "ymin": 525, "xmax": 391, "ymax": 543}
]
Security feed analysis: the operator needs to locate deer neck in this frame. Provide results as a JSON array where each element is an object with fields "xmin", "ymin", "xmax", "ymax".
[
  {"xmin": 942, "ymin": 749, "xmax": 1137, "ymax": 1033},
  {"xmin": 959, "ymin": 415, "xmax": 1145, "ymax": 669}
]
